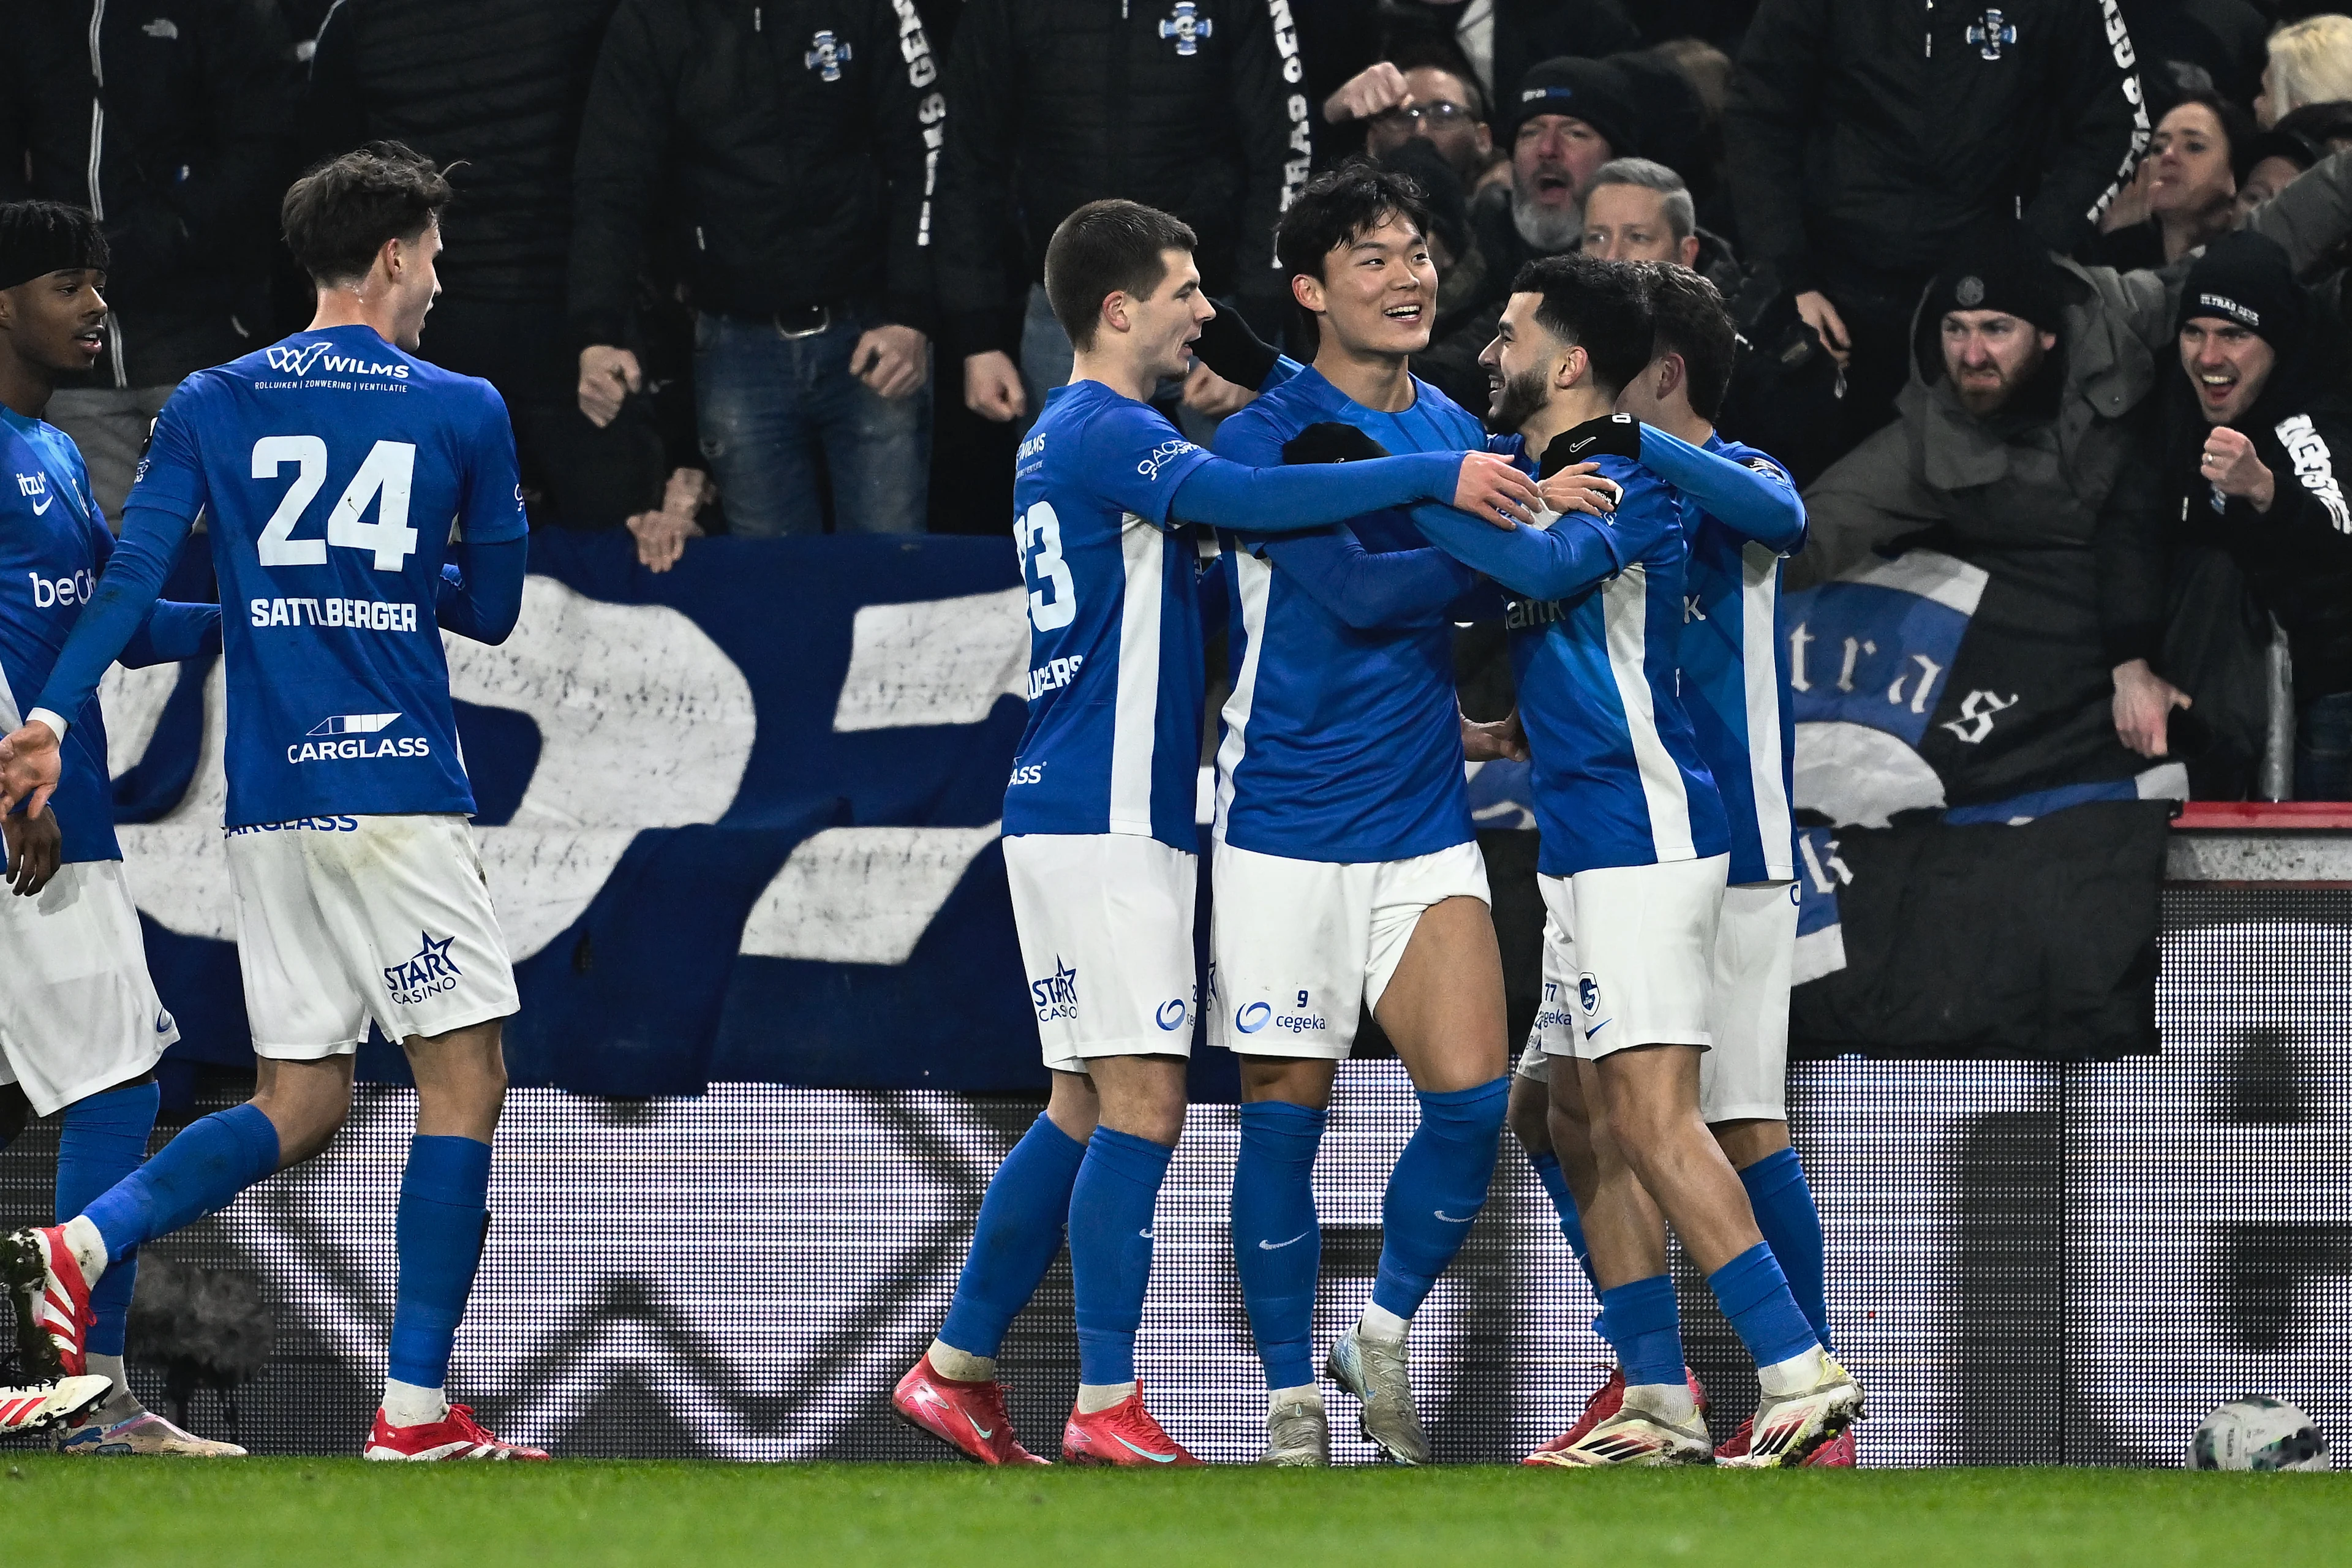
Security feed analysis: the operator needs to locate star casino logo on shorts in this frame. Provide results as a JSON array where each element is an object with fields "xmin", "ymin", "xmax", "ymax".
[
  {"xmin": 385, "ymin": 930, "xmax": 462, "ymax": 1006},
  {"xmin": 1030, "ymin": 956, "xmax": 1079, "ymax": 1023}
]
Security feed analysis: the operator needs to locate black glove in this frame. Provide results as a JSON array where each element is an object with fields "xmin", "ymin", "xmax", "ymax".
[
  {"xmin": 1191, "ymin": 302, "xmax": 1283, "ymax": 391},
  {"xmin": 1281, "ymin": 422, "xmax": 1393, "ymax": 465},
  {"xmin": 1538, "ymin": 413, "xmax": 1642, "ymax": 478}
]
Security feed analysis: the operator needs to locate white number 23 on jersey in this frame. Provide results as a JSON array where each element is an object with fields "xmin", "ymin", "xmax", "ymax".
[
  {"xmin": 1019, "ymin": 501, "xmax": 1076, "ymax": 631},
  {"xmin": 251, "ymin": 436, "xmax": 420, "ymax": 571}
]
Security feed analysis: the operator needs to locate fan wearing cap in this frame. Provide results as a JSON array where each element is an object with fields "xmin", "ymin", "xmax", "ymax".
[
  {"xmin": 2176, "ymin": 232, "xmax": 2352, "ymax": 796},
  {"xmin": 0, "ymin": 200, "xmax": 232, "ymax": 1457}
]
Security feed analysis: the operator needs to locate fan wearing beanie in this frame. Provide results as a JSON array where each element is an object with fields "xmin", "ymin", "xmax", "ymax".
[
  {"xmin": 2175, "ymin": 231, "xmax": 2352, "ymax": 797},
  {"xmin": 1920, "ymin": 227, "xmax": 2068, "ymax": 420}
]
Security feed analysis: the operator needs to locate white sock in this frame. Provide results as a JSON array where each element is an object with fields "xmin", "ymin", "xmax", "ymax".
[
  {"xmin": 62, "ymin": 1216, "xmax": 107, "ymax": 1286},
  {"xmin": 1076, "ymin": 1381, "xmax": 1136, "ymax": 1414},
  {"xmin": 927, "ymin": 1340, "xmax": 995, "ymax": 1382},
  {"xmin": 1268, "ymin": 1383, "xmax": 1322, "ymax": 1415},
  {"xmin": 381, "ymin": 1378, "xmax": 448, "ymax": 1428},
  {"xmin": 83, "ymin": 1352, "xmax": 140, "ymax": 1420},
  {"xmin": 1622, "ymin": 1379, "xmax": 1698, "ymax": 1426},
  {"xmin": 1357, "ymin": 1302, "xmax": 1409, "ymax": 1344},
  {"xmin": 1756, "ymin": 1346, "xmax": 1828, "ymax": 1398}
]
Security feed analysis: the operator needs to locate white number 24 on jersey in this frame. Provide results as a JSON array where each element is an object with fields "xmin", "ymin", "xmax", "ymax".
[
  {"xmin": 251, "ymin": 436, "xmax": 420, "ymax": 571},
  {"xmin": 1018, "ymin": 500, "xmax": 1076, "ymax": 631}
]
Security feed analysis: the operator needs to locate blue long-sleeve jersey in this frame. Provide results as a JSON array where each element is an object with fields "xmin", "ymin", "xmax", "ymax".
[
  {"xmin": 1, "ymin": 404, "xmax": 221, "ymax": 862},
  {"xmin": 1644, "ymin": 426, "xmax": 1805, "ymax": 884},
  {"xmin": 1210, "ymin": 367, "xmax": 1484, "ymax": 863}
]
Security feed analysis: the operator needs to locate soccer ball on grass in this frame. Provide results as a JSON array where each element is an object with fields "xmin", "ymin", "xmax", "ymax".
[{"xmin": 2190, "ymin": 1396, "xmax": 2329, "ymax": 1471}]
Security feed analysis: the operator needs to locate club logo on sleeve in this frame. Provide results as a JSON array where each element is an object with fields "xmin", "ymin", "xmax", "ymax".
[
  {"xmin": 805, "ymin": 29, "xmax": 851, "ymax": 79},
  {"xmin": 385, "ymin": 930, "xmax": 462, "ymax": 1005},
  {"xmin": 1030, "ymin": 956, "xmax": 1079, "ymax": 1022},
  {"xmin": 1158, "ymin": 0, "xmax": 1212, "ymax": 54},
  {"xmin": 287, "ymin": 712, "xmax": 431, "ymax": 764}
]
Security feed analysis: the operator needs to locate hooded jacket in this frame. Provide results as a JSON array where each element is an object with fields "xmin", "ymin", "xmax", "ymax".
[
  {"xmin": 1725, "ymin": 0, "xmax": 2147, "ymax": 293},
  {"xmin": 0, "ymin": 0, "xmax": 298, "ymax": 388}
]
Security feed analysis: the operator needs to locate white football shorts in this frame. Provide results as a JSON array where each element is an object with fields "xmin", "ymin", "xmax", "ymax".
[
  {"xmin": 0, "ymin": 858, "xmax": 177, "ymax": 1115},
  {"xmin": 1208, "ymin": 839, "xmax": 1491, "ymax": 1060},
  {"xmin": 1699, "ymin": 880, "xmax": 1799, "ymax": 1123},
  {"xmin": 1534, "ymin": 854, "xmax": 1728, "ymax": 1063},
  {"xmin": 1001, "ymin": 832, "xmax": 1198, "ymax": 1073},
  {"xmin": 225, "ymin": 813, "xmax": 518, "ymax": 1058}
]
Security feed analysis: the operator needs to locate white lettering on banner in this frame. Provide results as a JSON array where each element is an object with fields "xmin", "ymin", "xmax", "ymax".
[
  {"xmin": 739, "ymin": 824, "xmax": 1002, "ymax": 963},
  {"xmin": 831, "ymin": 587, "xmax": 1028, "ymax": 731},
  {"xmin": 114, "ymin": 578, "xmax": 757, "ymax": 959},
  {"xmin": 1268, "ymin": 0, "xmax": 1308, "ymax": 221}
]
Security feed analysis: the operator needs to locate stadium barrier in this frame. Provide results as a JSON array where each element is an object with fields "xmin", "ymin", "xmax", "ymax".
[{"xmin": 32, "ymin": 538, "xmax": 2345, "ymax": 1463}]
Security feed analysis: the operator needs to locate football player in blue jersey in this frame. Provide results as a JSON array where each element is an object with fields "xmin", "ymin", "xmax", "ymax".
[
  {"xmin": 1510, "ymin": 262, "xmax": 1851, "ymax": 1466},
  {"xmin": 0, "ymin": 148, "xmax": 546, "ymax": 1460},
  {"xmin": 0, "ymin": 201, "xmax": 225, "ymax": 1448},
  {"xmin": 1404, "ymin": 254, "xmax": 1863, "ymax": 1468},
  {"xmin": 890, "ymin": 199, "xmax": 1541, "ymax": 1466},
  {"xmin": 1204, "ymin": 165, "xmax": 1536, "ymax": 1467}
]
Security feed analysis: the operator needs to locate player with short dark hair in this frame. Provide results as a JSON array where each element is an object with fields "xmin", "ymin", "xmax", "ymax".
[
  {"xmin": 1403, "ymin": 252, "xmax": 1863, "ymax": 1468},
  {"xmin": 1210, "ymin": 163, "xmax": 1534, "ymax": 1466},
  {"xmin": 0, "ymin": 143, "xmax": 545, "ymax": 1461},
  {"xmin": 890, "ymin": 197, "xmax": 1540, "ymax": 1467},
  {"xmin": 0, "ymin": 198, "xmax": 226, "ymax": 1449}
]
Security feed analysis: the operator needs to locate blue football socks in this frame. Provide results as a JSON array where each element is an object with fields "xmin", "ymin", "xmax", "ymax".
[
  {"xmin": 83, "ymin": 1101, "xmax": 279, "ymax": 1263},
  {"xmin": 1598, "ymin": 1275, "xmax": 1684, "ymax": 1390},
  {"xmin": 1526, "ymin": 1147, "xmax": 1597, "ymax": 1291},
  {"xmin": 57, "ymin": 1082, "xmax": 160, "ymax": 1358},
  {"xmin": 386, "ymin": 1135, "xmax": 492, "ymax": 1392},
  {"xmin": 1370, "ymin": 1077, "xmax": 1507, "ymax": 1321},
  {"xmin": 1708, "ymin": 1242, "xmax": 1822, "ymax": 1371},
  {"xmin": 1068, "ymin": 1126, "xmax": 1173, "ymax": 1387},
  {"xmin": 1740, "ymin": 1146, "xmax": 1833, "ymax": 1352},
  {"xmin": 938, "ymin": 1114, "xmax": 1088, "ymax": 1360},
  {"xmin": 1232, "ymin": 1101, "xmax": 1325, "ymax": 1391}
]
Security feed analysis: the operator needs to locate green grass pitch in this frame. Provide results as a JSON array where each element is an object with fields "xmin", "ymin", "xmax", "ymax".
[{"xmin": 20, "ymin": 1458, "xmax": 2351, "ymax": 1567}]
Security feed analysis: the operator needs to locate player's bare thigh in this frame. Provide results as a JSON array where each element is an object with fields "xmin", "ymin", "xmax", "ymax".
[
  {"xmin": 1373, "ymin": 895, "xmax": 1508, "ymax": 1090},
  {"xmin": 405, "ymin": 1018, "xmax": 508, "ymax": 1142}
]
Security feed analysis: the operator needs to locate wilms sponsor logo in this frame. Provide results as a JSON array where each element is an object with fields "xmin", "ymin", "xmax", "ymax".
[{"xmin": 264, "ymin": 342, "xmax": 409, "ymax": 379}]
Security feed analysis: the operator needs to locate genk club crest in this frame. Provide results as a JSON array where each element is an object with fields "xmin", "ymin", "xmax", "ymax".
[
  {"xmin": 806, "ymin": 29, "xmax": 851, "ymax": 80},
  {"xmin": 1966, "ymin": 8, "xmax": 2016, "ymax": 59},
  {"xmin": 1159, "ymin": 1, "xmax": 1211, "ymax": 56}
]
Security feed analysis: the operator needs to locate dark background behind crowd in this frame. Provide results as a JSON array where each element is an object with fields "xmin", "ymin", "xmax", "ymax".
[{"xmin": 9, "ymin": 0, "xmax": 2352, "ymax": 797}]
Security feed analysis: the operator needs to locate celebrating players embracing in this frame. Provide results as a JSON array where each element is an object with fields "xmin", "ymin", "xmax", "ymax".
[
  {"xmin": 891, "ymin": 198, "xmax": 1540, "ymax": 1466},
  {"xmin": 0, "ymin": 146, "xmax": 542, "ymax": 1460},
  {"xmin": 1406, "ymin": 255, "xmax": 1863, "ymax": 1467}
]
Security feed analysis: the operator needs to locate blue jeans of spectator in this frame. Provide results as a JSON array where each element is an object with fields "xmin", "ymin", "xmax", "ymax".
[
  {"xmin": 694, "ymin": 306, "xmax": 930, "ymax": 536},
  {"xmin": 2296, "ymin": 691, "xmax": 2352, "ymax": 800}
]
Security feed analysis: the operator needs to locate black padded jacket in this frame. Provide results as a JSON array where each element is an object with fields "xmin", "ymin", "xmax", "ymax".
[{"xmin": 933, "ymin": 0, "xmax": 1308, "ymax": 358}]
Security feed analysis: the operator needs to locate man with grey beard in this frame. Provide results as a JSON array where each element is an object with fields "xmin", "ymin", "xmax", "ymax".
[{"xmin": 1419, "ymin": 56, "xmax": 1639, "ymax": 412}]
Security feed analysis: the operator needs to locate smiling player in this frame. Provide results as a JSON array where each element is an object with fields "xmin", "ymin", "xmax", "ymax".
[
  {"xmin": 0, "ymin": 146, "xmax": 543, "ymax": 1461},
  {"xmin": 890, "ymin": 198, "xmax": 1540, "ymax": 1467}
]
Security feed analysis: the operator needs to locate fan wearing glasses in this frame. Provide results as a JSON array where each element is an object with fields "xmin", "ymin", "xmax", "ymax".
[{"xmin": 1325, "ymin": 53, "xmax": 1495, "ymax": 186}]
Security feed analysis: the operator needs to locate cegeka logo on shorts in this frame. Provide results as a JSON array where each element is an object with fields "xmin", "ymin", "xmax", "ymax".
[
  {"xmin": 287, "ymin": 711, "xmax": 431, "ymax": 764},
  {"xmin": 385, "ymin": 929, "xmax": 461, "ymax": 1006}
]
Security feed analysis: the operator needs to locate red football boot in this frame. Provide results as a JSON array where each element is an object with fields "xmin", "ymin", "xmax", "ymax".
[
  {"xmin": 1719, "ymin": 1415, "xmax": 1857, "ymax": 1467},
  {"xmin": 1060, "ymin": 1386, "xmax": 1201, "ymax": 1467},
  {"xmin": 891, "ymin": 1354, "xmax": 1048, "ymax": 1465},
  {"xmin": 364, "ymin": 1403, "xmax": 549, "ymax": 1461},
  {"xmin": 1524, "ymin": 1366, "xmax": 1708, "ymax": 1464},
  {"xmin": 5, "ymin": 1226, "xmax": 92, "ymax": 1379}
]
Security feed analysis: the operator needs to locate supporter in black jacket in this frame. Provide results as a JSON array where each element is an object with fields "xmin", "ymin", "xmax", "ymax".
[
  {"xmin": 303, "ymin": 0, "xmax": 668, "ymax": 533},
  {"xmin": 0, "ymin": 0, "xmax": 297, "ymax": 519},
  {"xmin": 570, "ymin": 0, "xmax": 944, "ymax": 536},
  {"xmin": 1727, "ymin": 0, "xmax": 2149, "ymax": 459},
  {"xmin": 2169, "ymin": 232, "xmax": 2352, "ymax": 797},
  {"xmin": 934, "ymin": 0, "xmax": 1302, "ymax": 424}
]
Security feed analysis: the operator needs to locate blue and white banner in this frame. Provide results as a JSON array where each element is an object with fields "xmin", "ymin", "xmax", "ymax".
[{"xmin": 111, "ymin": 533, "xmax": 1057, "ymax": 1095}]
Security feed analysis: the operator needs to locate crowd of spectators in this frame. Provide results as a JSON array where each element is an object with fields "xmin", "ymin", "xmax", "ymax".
[{"xmin": 7, "ymin": 0, "xmax": 2352, "ymax": 794}]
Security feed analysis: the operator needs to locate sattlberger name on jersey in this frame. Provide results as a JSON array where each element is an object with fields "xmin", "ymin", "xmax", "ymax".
[{"xmin": 249, "ymin": 596, "xmax": 420, "ymax": 631}]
